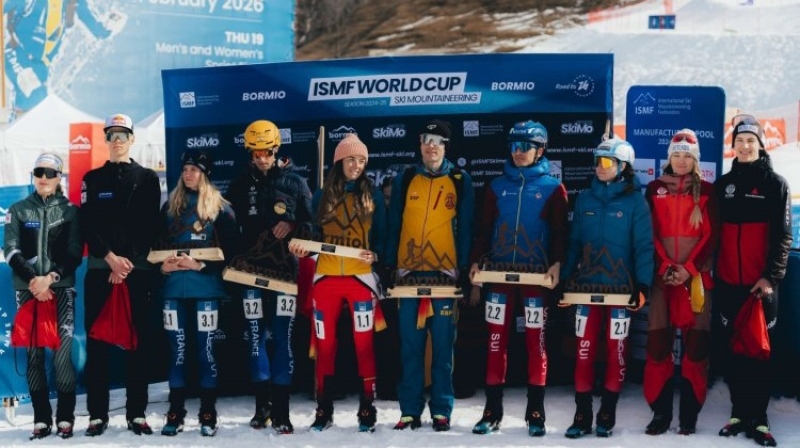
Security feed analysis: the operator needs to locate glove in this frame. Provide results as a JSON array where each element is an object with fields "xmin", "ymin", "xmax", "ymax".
[
  {"xmin": 457, "ymin": 267, "xmax": 471, "ymax": 295},
  {"xmin": 375, "ymin": 262, "xmax": 396, "ymax": 291},
  {"xmin": 552, "ymin": 281, "xmax": 565, "ymax": 303},
  {"xmin": 628, "ymin": 283, "xmax": 649, "ymax": 310}
]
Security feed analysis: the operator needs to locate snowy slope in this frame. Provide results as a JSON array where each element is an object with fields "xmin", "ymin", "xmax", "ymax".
[{"xmin": 1, "ymin": 381, "xmax": 799, "ymax": 447}]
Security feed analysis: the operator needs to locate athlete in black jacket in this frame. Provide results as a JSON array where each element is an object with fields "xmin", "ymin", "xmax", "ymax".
[
  {"xmin": 714, "ymin": 115, "xmax": 791, "ymax": 448},
  {"xmin": 79, "ymin": 113, "xmax": 162, "ymax": 437}
]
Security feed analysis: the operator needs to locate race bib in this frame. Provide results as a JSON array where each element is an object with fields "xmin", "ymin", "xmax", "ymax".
[
  {"xmin": 196, "ymin": 301, "xmax": 218, "ymax": 332},
  {"xmin": 610, "ymin": 308, "xmax": 631, "ymax": 340},
  {"xmin": 276, "ymin": 294, "xmax": 296, "ymax": 317},
  {"xmin": 243, "ymin": 297, "xmax": 263, "ymax": 319},
  {"xmin": 163, "ymin": 300, "xmax": 178, "ymax": 331},
  {"xmin": 575, "ymin": 305, "xmax": 589, "ymax": 338},
  {"xmin": 524, "ymin": 297, "xmax": 545, "ymax": 329},
  {"xmin": 314, "ymin": 309, "xmax": 325, "ymax": 340},
  {"xmin": 485, "ymin": 292, "xmax": 507, "ymax": 325},
  {"xmin": 353, "ymin": 301, "xmax": 374, "ymax": 333}
]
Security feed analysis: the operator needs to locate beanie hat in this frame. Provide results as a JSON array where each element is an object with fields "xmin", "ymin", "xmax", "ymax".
[
  {"xmin": 333, "ymin": 133, "xmax": 368, "ymax": 164},
  {"xmin": 731, "ymin": 115, "xmax": 765, "ymax": 149},
  {"xmin": 421, "ymin": 119, "xmax": 451, "ymax": 149},
  {"xmin": 667, "ymin": 128, "xmax": 701, "ymax": 161},
  {"xmin": 182, "ymin": 149, "xmax": 212, "ymax": 179},
  {"xmin": 103, "ymin": 113, "xmax": 134, "ymax": 133}
]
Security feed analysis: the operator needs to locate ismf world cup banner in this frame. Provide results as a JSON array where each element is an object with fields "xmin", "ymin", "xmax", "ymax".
[{"xmin": 161, "ymin": 53, "xmax": 614, "ymax": 200}]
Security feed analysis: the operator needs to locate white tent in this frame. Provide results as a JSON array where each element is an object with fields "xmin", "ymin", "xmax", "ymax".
[
  {"xmin": 132, "ymin": 109, "xmax": 166, "ymax": 171},
  {"xmin": 1, "ymin": 95, "xmax": 101, "ymax": 186}
]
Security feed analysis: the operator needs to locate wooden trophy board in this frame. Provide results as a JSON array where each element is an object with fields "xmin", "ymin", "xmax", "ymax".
[
  {"xmin": 472, "ymin": 270, "xmax": 553, "ymax": 287},
  {"xmin": 222, "ymin": 267, "xmax": 298, "ymax": 295},
  {"xmin": 147, "ymin": 247, "xmax": 224, "ymax": 264},
  {"xmin": 387, "ymin": 286, "xmax": 463, "ymax": 298},
  {"xmin": 562, "ymin": 292, "xmax": 630, "ymax": 306},
  {"xmin": 288, "ymin": 238, "xmax": 363, "ymax": 259}
]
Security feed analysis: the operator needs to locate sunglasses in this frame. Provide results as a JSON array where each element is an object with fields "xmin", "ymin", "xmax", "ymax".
[
  {"xmin": 105, "ymin": 131, "xmax": 131, "ymax": 143},
  {"xmin": 671, "ymin": 131, "xmax": 697, "ymax": 144},
  {"xmin": 252, "ymin": 148, "xmax": 277, "ymax": 158},
  {"xmin": 594, "ymin": 156, "xmax": 617, "ymax": 168},
  {"xmin": 420, "ymin": 133, "xmax": 448, "ymax": 147},
  {"xmin": 508, "ymin": 141, "xmax": 543, "ymax": 153},
  {"xmin": 731, "ymin": 113, "xmax": 759, "ymax": 127},
  {"xmin": 32, "ymin": 167, "xmax": 61, "ymax": 179}
]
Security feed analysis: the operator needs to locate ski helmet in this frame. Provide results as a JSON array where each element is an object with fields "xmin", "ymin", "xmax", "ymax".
[{"xmin": 244, "ymin": 120, "xmax": 281, "ymax": 151}]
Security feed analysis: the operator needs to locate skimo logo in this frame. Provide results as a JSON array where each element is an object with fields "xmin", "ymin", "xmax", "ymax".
[
  {"xmin": 373, "ymin": 124, "xmax": 406, "ymax": 139},
  {"xmin": 242, "ymin": 91, "xmax": 286, "ymax": 101},
  {"xmin": 491, "ymin": 81, "xmax": 535, "ymax": 91},
  {"xmin": 69, "ymin": 135, "xmax": 91, "ymax": 150},
  {"xmin": 328, "ymin": 125, "xmax": 357, "ymax": 141},
  {"xmin": 180, "ymin": 92, "xmax": 196, "ymax": 108},
  {"xmin": 561, "ymin": 121, "xmax": 594, "ymax": 135},
  {"xmin": 187, "ymin": 134, "xmax": 220, "ymax": 148}
]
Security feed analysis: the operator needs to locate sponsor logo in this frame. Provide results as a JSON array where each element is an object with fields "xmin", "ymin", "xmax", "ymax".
[
  {"xmin": 725, "ymin": 183, "xmax": 735, "ymax": 198},
  {"xmin": 279, "ymin": 128, "xmax": 292, "ymax": 144},
  {"xmin": 234, "ymin": 133, "xmax": 244, "ymax": 146},
  {"xmin": 556, "ymin": 75, "xmax": 595, "ymax": 97},
  {"xmin": 463, "ymin": 120, "xmax": 479, "ymax": 137},
  {"xmin": 633, "ymin": 92, "xmax": 656, "ymax": 114},
  {"xmin": 561, "ymin": 120, "xmax": 594, "ymax": 135},
  {"xmin": 187, "ymin": 134, "xmax": 220, "ymax": 148},
  {"xmin": 69, "ymin": 135, "xmax": 91, "ymax": 150},
  {"xmin": 491, "ymin": 81, "xmax": 535, "ymax": 91},
  {"xmin": 308, "ymin": 72, "xmax": 481, "ymax": 106},
  {"xmin": 242, "ymin": 90, "xmax": 286, "ymax": 101},
  {"xmin": 180, "ymin": 92, "xmax": 196, "ymax": 108},
  {"xmin": 328, "ymin": 125, "xmax": 357, "ymax": 141},
  {"xmin": 373, "ymin": 124, "xmax": 406, "ymax": 139}
]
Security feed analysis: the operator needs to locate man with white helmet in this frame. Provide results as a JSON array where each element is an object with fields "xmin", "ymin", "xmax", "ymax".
[
  {"xmin": 559, "ymin": 138, "xmax": 654, "ymax": 439},
  {"xmin": 225, "ymin": 119, "xmax": 313, "ymax": 434}
]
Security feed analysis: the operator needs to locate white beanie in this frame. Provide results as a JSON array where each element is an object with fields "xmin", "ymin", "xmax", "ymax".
[{"xmin": 667, "ymin": 128, "xmax": 700, "ymax": 161}]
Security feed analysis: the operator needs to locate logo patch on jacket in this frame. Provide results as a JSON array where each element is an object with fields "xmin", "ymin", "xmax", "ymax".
[
  {"xmin": 656, "ymin": 187, "xmax": 668, "ymax": 196},
  {"xmin": 24, "ymin": 221, "xmax": 41, "ymax": 228},
  {"xmin": 99, "ymin": 192, "xmax": 113, "ymax": 199},
  {"xmin": 724, "ymin": 184, "xmax": 735, "ymax": 198}
]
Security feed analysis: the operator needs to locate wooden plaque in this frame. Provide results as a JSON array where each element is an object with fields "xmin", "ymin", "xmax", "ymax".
[
  {"xmin": 222, "ymin": 267, "xmax": 298, "ymax": 295},
  {"xmin": 288, "ymin": 238, "xmax": 364, "ymax": 259},
  {"xmin": 562, "ymin": 292, "xmax": 630, "ymax": 306},
  {"xmin": 386, "ymin": 286, "xmax": 463, "ymax": 298},
  {"xmin": 147, "ymin": 247, "xmax": 224, "ymax": 264},
  {"xmin": 472, "ymin": 270, "xmax": 553, "ymax": 287}
]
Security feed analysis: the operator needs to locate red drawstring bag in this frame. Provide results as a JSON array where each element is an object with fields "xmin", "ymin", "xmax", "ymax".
[
  {"xmin": 731, "ymin": 294, "xmax": 771, "ymax": 361},
  {"xmin": 89, "ymin": 282, "xmax": 138, "ymax": 350},
  {"xmin": 11, "ymin": 295, "xmax": 61, "ymax": 351},
  {"xmin": 666, "ymin": 284, "xmax": 695, "ymax": 331}
]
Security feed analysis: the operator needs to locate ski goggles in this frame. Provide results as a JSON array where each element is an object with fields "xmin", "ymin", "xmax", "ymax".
[
  {"xmin": 32, "ymin": 167, "xmax": 61, "ymax": 179},
  {"xmin": 105, "ymin": 131, "xmax": 132, "ymax": 143},
  {"xmin": 508, "ymin": 141, "xmax": 543, "ymax": 153},
  {"xmin": 671, "ymin": 131, "xmax": 697, "ymax": 144},
  {"xmin": 420, "ymin": 133, "xmax": 449, "ymax": 147},
  {"xmin": 252, "ymin": 147, "xmax": 278, "ymax": 158},
  {"xmin": 594, "ymin": 156, "xmax": 617, "ymax": 169}
]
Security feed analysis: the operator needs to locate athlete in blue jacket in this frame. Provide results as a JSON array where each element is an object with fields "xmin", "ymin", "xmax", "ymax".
[
  {"xmin": 157, "ymin": 150, "xmax": 237, "ymax": 437},
  {"xmin": 560, "ymin": 138, "xmax": 654, "ymax": 439}
]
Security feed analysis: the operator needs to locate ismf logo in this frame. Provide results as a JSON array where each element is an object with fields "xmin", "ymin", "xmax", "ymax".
[
  {"xmin": 180, "ymin": 92, "xmax": 196, "ymax": 108},
  {"xmin": 632, "ymin": 92, "xmax": 656, "ymax": 115},
  {"xmin": 463, "ymin": 120, "xmax": 479, "ymax": 137},
  {"xmin": 279, "ymin": 128, "xmax": 292, "ymax": 145}
]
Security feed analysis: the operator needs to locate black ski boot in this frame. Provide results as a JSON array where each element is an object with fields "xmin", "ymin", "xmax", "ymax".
[
  {"xmin": 310, "ymin": 395, "xmax": 334, "ymax": 432},
  {"xmin": 595, "ymin": 389, "xmax": 619, "ymax": 437},
  {"xmin": 472, "ymin": 385, "xmax": 503, "ymax": 434},
  {"xmin": 199, "ymin": 388, "xmax": 219, "ymax": 437},
  {"xmin": 678, "ymin": 381, "xmax": 701, "ymax": 435},
  {"xmin": 357, "ymin": 399, "xmax": 377, "ymax": 433},
  {"xmin": 564, "ymin": 392, "xmax": 593, "ymax": 439},
  {"xmin": 646, "ymin": 382, "xmax": 674, "ymax": 435},
  {"xmin": 271, "ymin": 384, "xmax": 294, "ymax": 434},
  {"xmin": 524, "ymin": 385, "xmax": 546, "ymax": 437},
  {"xmin": 250, "ymin": 381, "xmax": 272, "ymax": 429}
]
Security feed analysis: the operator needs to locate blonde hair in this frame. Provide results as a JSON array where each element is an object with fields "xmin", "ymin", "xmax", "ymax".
[{"xmin": 167, "ymin": 173, "xmax": 229, "ymax": 222}]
